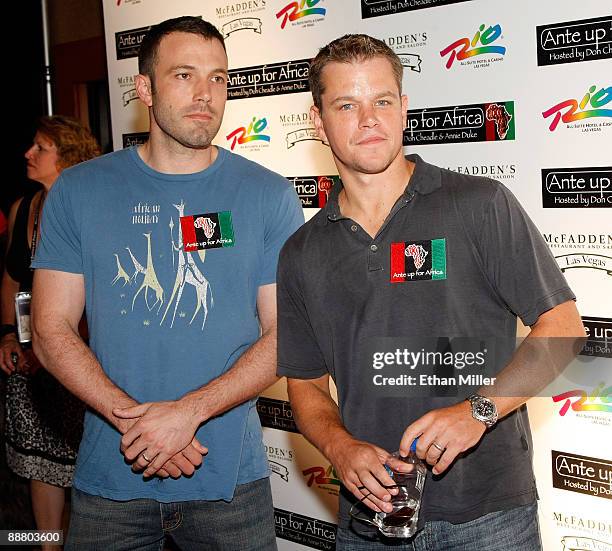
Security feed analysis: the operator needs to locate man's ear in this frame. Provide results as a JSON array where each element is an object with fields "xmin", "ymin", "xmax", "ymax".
[
  {"xmin": 310, "ymin": 105, "xmax": 328, "ymax": 145},
  {"xmin": 135, "ymin": 74, "xmax": 154, "ymax": 107}
]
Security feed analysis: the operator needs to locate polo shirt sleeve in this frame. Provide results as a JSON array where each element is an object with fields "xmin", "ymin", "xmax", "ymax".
[
  {"xmin": 31, "ymin": 175, "xmax": 83, "ymax": 274},
  {"xmin": 259, "ymin": 183, "xmax": 304, "ymax": 286},
  {"xmin": 477, "ymin": 183, "xmax": 575, "ymax": 327},
  {"xmin": 276, "ymin": 240, "xmax": 328, "ymax": 379}
]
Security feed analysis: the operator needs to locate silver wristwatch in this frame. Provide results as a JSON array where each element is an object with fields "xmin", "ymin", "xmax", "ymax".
[{"xmin": 467, "ymin": 394, "xmax": 498, "ymax": 428}]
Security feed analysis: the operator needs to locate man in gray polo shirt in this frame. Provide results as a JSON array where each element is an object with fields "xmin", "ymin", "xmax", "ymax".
[{"xmin": 277, "ymin": 34, "xmax": 585, "ymax": 550}]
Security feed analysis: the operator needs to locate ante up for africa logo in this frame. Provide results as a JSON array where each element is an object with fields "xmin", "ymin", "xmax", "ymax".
[
  {"xmin": 276, "ymin": 0, "xmax": 326, "ymax": 29},
  {"xmin": 226, "ymin": 117, "xmax": 271, "ymax": 150},
  {"xmin": 542, "ymin": 85, "xmax": 612, "ymax": 131},
  {"xmin": 440, "ymin": 24, "xmax": 506, "ymax": 69}
]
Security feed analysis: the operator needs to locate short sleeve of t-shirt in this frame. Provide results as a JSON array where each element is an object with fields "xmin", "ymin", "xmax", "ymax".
[
  {"xmin": 259, "ymin": 183, "xmax": 304, "ymax": 286},
  {"xmin": 32, "ymin": 175, "xmax": 83, "ymax": 274},
  {"xmin": 277, "ymin": 237, "xmax": 328, "ymax": 379},
  {"xmin": 477, "ymin": 183, "xmax": 575, "ymax": 326}
]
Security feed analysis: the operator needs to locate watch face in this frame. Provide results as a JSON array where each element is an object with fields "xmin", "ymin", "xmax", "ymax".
[{"xmin": 476, "ymin": 401, "xmax": 495, "ymax": 419}]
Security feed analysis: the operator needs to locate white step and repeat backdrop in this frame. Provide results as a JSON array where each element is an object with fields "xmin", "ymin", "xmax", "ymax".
[{"xmin": 102, "ymin": 1, "xmax": 611, "ymax": 549}]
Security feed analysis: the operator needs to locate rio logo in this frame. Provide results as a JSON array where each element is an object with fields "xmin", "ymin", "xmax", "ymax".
[
  {"xmin": 553, "ymin": 382, "xmax": 612, "ymax": 416},
  {"xmin": 542, "ymin": 85, "xmax": 612, "ymax": 131},
  {"xmin": 276, "ymin": 0, "xmax": 326, "ymax": 30},
  {"xmin": 226, "ymin": 117, "xmax": 270, "ymax": 150},
  {"xmin": 302, "ymin": 465, "xmax": 340, "ymax": 487},
  {"xmin": 440, "ymin": 24, "xmax": 506, "ymax": 69}
]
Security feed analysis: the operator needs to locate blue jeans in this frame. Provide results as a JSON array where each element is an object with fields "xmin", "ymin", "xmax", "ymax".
[
  {"xmin": 336, "ymin": 502, "xmax": 542, "ymax": 551},
  {"xmin": 66, "ymin": 477, "xmax": 277, "ymax": 551}
]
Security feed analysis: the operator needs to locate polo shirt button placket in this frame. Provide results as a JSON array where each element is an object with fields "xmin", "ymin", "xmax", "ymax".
[{"xmin": 368, "ymin": 242, "xmax": 382, "ymax": 271}]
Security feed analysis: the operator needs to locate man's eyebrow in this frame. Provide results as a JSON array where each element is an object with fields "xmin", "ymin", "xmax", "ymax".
[
  {"xmin": 167, "ymin": 65, "xmax": 228, "ymax": 75},
  {"xmin": 211, "ymin": 67, "xmax": 229, "ymax": 76},
  {"xmin": 330, "ymin": 90, "xmax": 398, "ymax": 103},
  {"xmin": 168, "ymin": 64, "xmax": 197, "ymax": 72}
]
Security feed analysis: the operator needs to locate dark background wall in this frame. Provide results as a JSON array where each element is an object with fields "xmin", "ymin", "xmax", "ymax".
[
  {"xmin": 2, "ymin": 0, "xmax": 108, "ymax": 218},
  {"xmin": 3, "ymin": 4, "xmax": 47, "ymax": 218}
]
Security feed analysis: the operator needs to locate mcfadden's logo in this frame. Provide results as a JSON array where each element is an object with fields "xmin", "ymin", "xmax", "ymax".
[
  {"xmin": 553, "ymin": 511, "xmax": 612, "ymax": 540},
  {"xmin": 561, "ymin": 536, "xmax": 612, "ymax": 551},
  {"xmin": 542, "ymin": 85, "xmax": 612, "ymax": 132},
  {"xmin": 544, "ymin": 234, "xmax": 612, "ymax": 278},
  {"xmin": 554, "ymin": 252, "xmax": 612, "ymax": 276},
  {"xmin": 276, "ymin": 0, "xmax": 326, "ymax": 30},
  {"xmin": 226, "ymin": 117, "xmax": 270, "ymax": 150},
  {"xmin": 280, "ymin": 112, "xmax": 324, "ymax": 149},
  {"xmin": 447, "ymin": 163, "xmax": 516, "ymax": 181},
  {"xmin": 383, "ymin": 32, "xmax": 427, "ymax": 74},
  {"xmin": 117, "ymin": 75, "xmax": 138, "ymax": 107},
  {"xmin": 440, "ymin": 23, "xmax": 506, "ymax": 69},
  {"xmin": 543, "ymin": 233, "xmax": 612, "ymax": 250},
  {"xmin": 215, "ymin": 0, "xmax": 265, "ymax": 39},
  {"xmin": 265, "ymin": 445, "xmax": 294, "ymax": 483}
]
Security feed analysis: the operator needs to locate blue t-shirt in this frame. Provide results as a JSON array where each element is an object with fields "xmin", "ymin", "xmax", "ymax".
[{"xmin": 32, "ymin": 146, "xmax": 304, "ymax": 502}]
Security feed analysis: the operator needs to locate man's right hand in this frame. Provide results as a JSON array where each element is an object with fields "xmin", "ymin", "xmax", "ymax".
[
  {"xmin": 113, "ymin": 408, "xmax": 207, "ymax": 479},
  {"xmin": 327, "ymin": 436, "xmax": 408, "ymax": 514}
]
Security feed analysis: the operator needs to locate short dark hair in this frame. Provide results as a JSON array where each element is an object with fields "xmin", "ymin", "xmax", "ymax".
[
  {"xmin": 309, "ymin": 34, "xmax": 403, "ymax": 110},
  {"xmin": 138, "ymin": 16, "xmax": 226, "ymax": 80}
]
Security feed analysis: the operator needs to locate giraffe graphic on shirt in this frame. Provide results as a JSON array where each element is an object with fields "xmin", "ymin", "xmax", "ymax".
[
  {"xmin": 131, "ymin": 232, "xmax": 164, "ymax": 313},
  {"xmin": 161, "ymin": 200, "xmax": 213, "ymax": 330},
  {"xmin": 112, "ymin": 254, "xmax": 130, "ymax": 286}
]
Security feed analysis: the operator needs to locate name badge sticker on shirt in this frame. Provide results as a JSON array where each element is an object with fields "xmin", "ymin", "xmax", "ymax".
[
  {"xmin": 390, "ymin": 238, "xmax": 447, "ymax": 282},
  {"xmin": 180, "ymin": 211, "xmax": 235, "ymax": 252}
]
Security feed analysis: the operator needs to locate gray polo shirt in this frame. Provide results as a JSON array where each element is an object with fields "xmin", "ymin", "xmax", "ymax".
[{"xmin": 277, "ymin": 154, "xmax": 574, "ymax": 526}]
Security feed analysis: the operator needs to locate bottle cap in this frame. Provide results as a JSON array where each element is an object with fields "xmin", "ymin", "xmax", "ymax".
[{"xmin": 410, "ymin": 438, "xmax": 418, "ymax": 453}]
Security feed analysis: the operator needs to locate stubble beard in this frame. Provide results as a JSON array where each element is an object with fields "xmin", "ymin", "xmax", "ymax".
[
  {"xmin": 152, "ymin": 102, "xmax": 223, "ymax": 150},
  {"xmin": 334, "ymin": 144, "xmax": 400, "ymax": 176}
]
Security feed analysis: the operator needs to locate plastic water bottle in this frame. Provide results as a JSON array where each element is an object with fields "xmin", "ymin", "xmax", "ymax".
[{"xmin": 377, "ymin": 440, "xmax": 426, "ymax": 538}]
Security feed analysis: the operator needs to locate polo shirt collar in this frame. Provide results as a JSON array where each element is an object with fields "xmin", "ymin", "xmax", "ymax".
[{"xmin": 322, "ymin": 154, "xmax": 442, "ymax": 225}]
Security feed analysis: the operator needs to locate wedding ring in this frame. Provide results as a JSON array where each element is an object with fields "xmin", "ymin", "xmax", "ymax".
[
  {"xmin": 142, "ymin": 452, "xmax": 151, "ymax": 462},
  {"xmin": 432, "ymin": 442, "xmax": 444, "ymax": 452}
]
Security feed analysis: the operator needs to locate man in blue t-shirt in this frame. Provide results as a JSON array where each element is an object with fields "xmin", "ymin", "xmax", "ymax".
[{"xmin": 31, "ymin": 16, "xmax": 303, "ymax": 550}]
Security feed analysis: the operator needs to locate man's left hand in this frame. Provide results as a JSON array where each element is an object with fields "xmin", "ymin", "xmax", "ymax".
[
  {"xmin": 114, "ymin": 400, "xmax": 202, "ymax": 477},
  {"xmin": 399, "ymin": 401, "xmax": 486, "ymax": 475}
]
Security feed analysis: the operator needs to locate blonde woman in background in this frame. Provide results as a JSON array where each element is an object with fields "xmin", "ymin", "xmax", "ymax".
[{"xmin": 0, "ymin": 116, "xmax": 100, "ymax": 549}]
